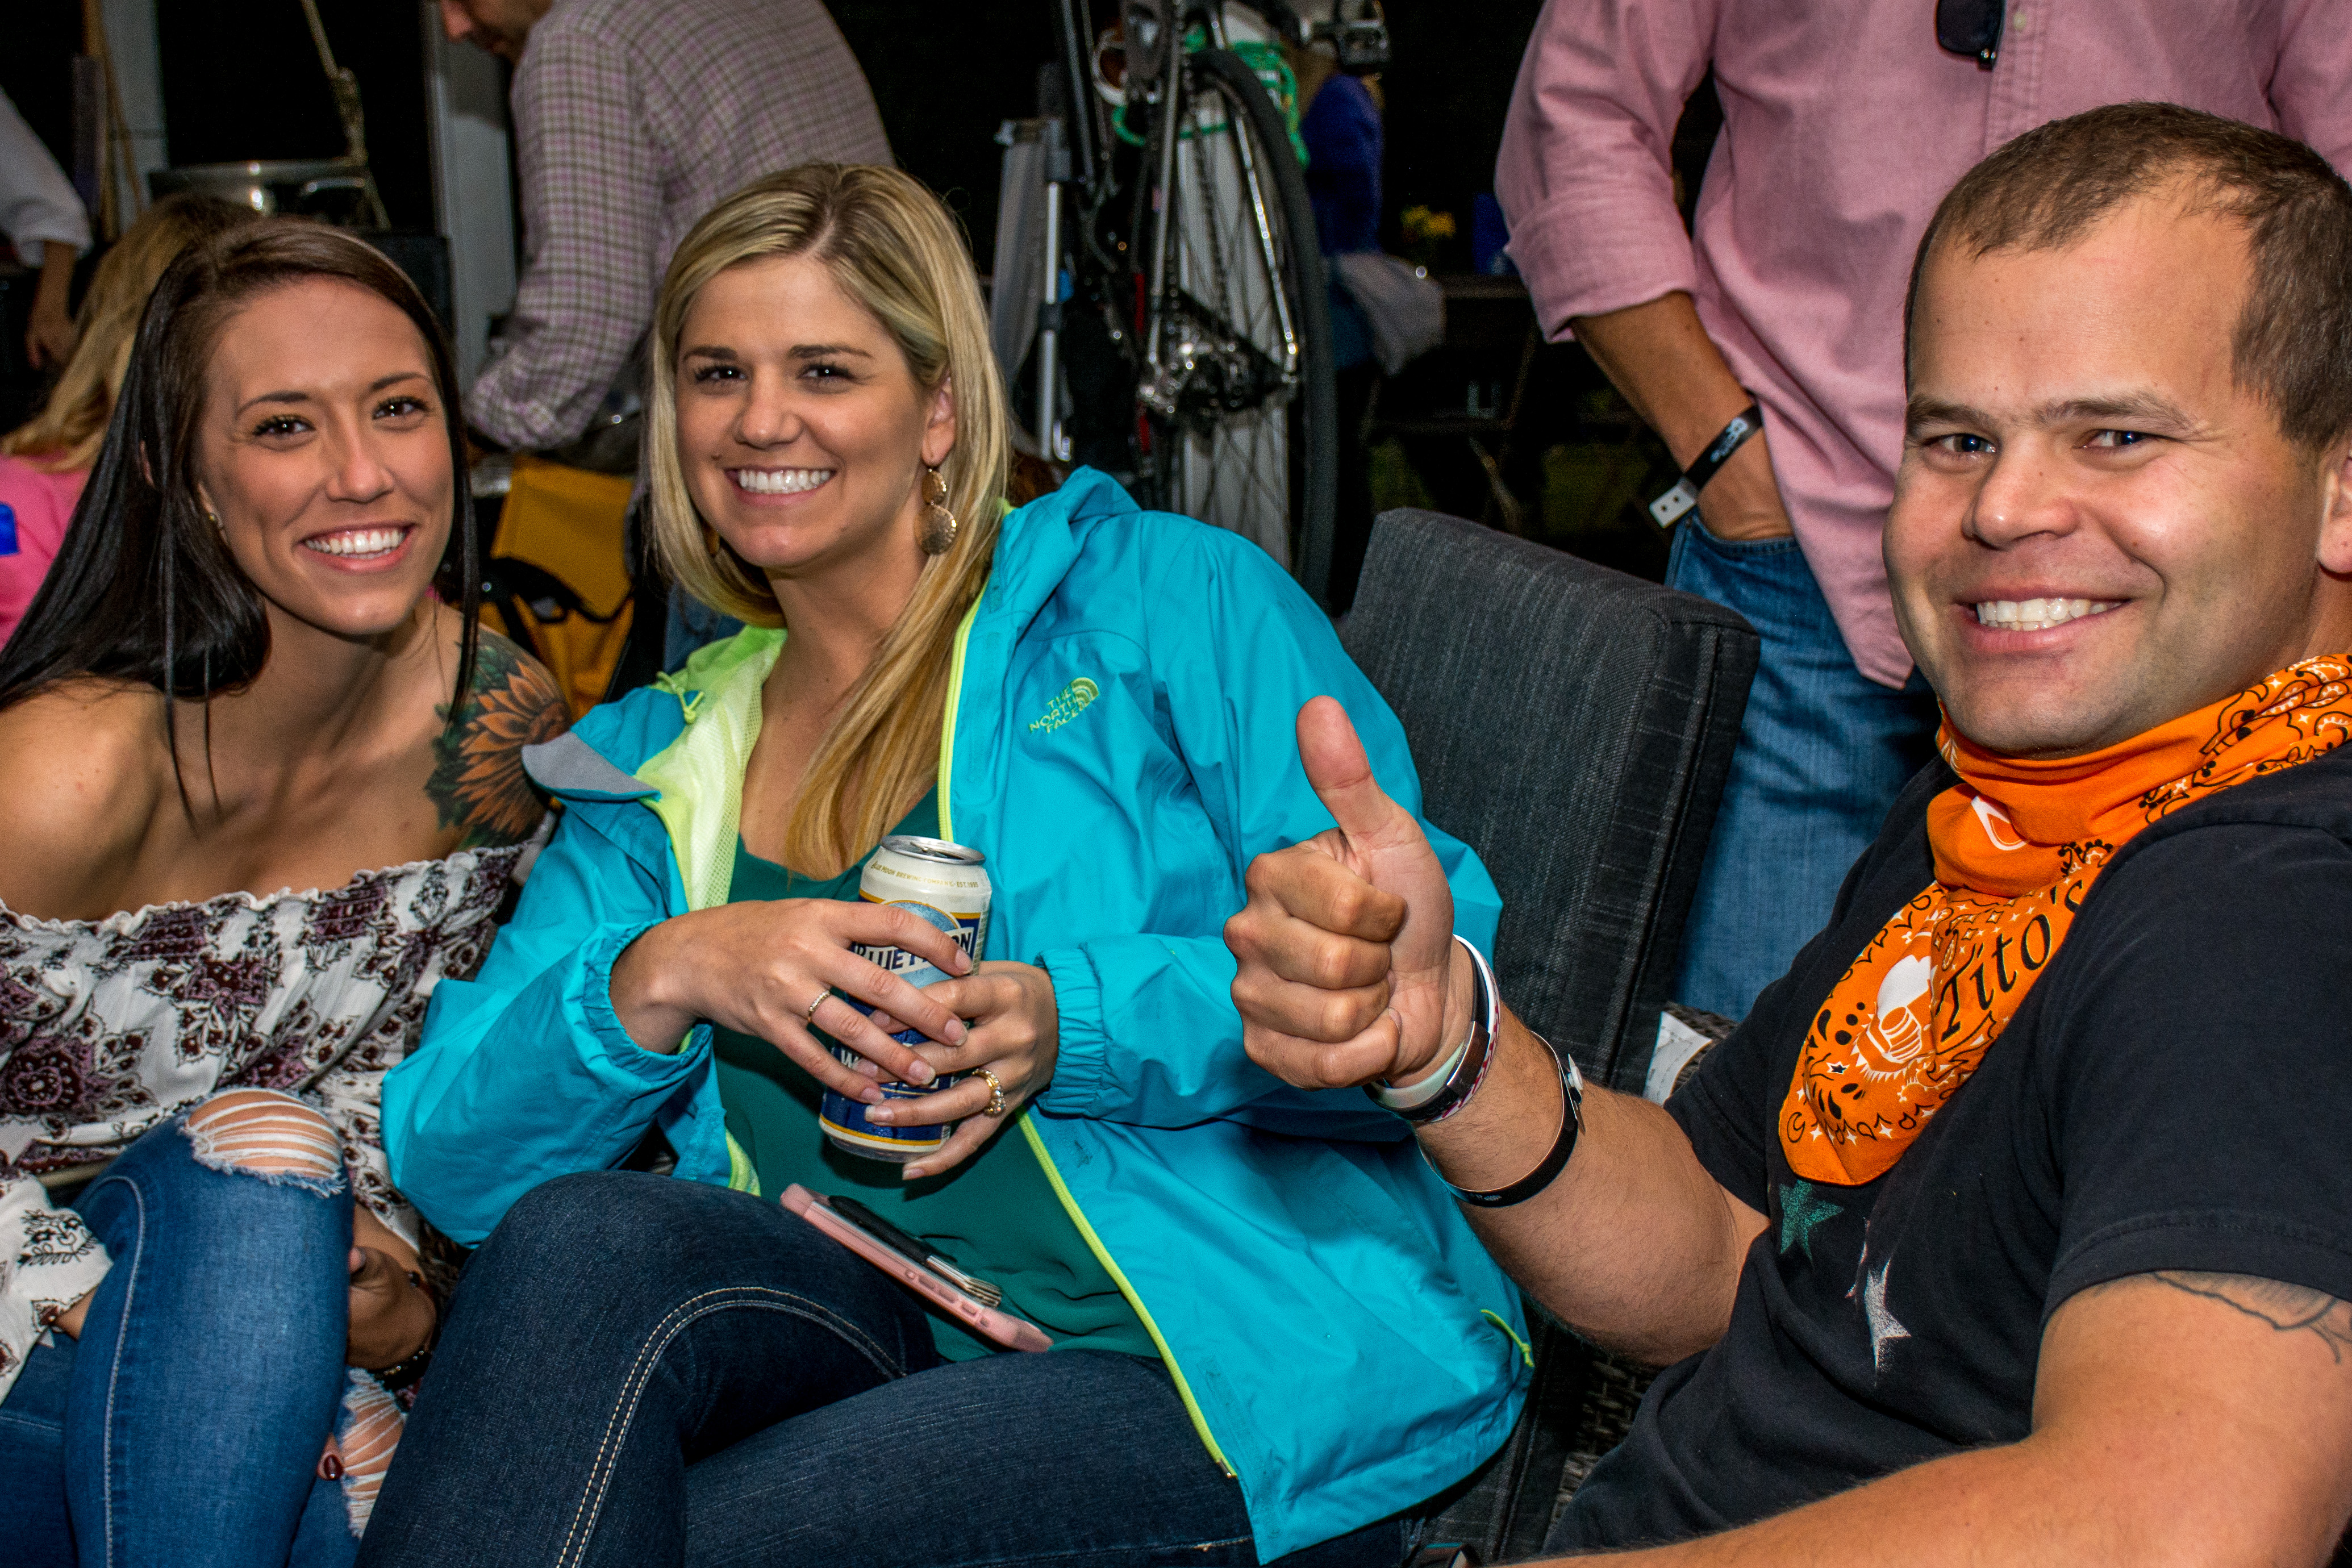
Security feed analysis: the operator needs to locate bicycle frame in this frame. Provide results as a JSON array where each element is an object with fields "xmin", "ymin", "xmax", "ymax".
[
  {"xmin": 1100, "ymin": 3, "xmax": 1307, "ymax": 432},
  {"xmin": 1138, "ymin": 4, "xmax": 1304, "ymax": 404},
  {"xmin": 1033, "ymin": 0, "xmax": 1350, "ymax": 593}
]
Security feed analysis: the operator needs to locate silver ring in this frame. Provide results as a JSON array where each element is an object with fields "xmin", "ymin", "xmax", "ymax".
[
  {"xmin": 977, "ymin": 1068, "xmax": 1008, "ymax": 1117},
  {"xmin": 803, "ymin": 990, "xmax": 827, "ymax": 1025}
]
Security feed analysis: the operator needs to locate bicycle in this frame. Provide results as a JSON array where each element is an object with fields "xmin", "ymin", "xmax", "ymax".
[{"xmin": 1014, "ymin": 0, "xmax": 1387, "ymax": 607}]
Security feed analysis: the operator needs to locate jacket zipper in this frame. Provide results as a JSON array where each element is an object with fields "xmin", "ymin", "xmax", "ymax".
[
  {"xmin": 1016, "ymin": 1120, "xmax": 1236, "ymax": 1478},
  {"xmin": 937, "ymin": 597, "xmax": 1238, "ymax": 1481}
]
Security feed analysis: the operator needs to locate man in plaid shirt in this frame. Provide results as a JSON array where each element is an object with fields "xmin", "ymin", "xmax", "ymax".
[{"xmin": 439, "ymin": 0, "xmax": 892, "ymax": 453}]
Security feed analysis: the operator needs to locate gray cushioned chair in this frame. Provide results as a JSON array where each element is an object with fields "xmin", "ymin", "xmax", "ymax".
[{"xmin": 1336, "ymin": 509, "xmax": 1758, "ymax": 1561}]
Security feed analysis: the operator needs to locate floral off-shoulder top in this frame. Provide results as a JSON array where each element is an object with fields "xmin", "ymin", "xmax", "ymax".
[{"xmin": 0, "ymin": 843, "xmax": 526, "ymax": 1404}]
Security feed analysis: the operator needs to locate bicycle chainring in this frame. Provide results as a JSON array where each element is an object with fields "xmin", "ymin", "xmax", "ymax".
[{"xmin": 1137, "ymin": 290, "xmax": 1296, "ymax": 422}]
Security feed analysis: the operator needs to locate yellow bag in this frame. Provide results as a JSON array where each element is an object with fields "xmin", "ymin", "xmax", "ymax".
[{"xmin": 481, "ymin": 453, "xmax": 636, "ymax": 721}]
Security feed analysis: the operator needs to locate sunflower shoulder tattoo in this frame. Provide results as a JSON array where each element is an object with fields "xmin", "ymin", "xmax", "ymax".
[{"xmin": 429, "ymin": 632, "xmax": 569, "ymax": 847}]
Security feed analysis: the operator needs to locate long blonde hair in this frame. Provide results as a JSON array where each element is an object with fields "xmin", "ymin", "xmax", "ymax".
[
  {"xmin": 3, "ymin": 194, "xmax": 250, "ymax": 472},
  {"xmin": 647, "ymin": 164, "xmax": 1011, "ymax": 875}
]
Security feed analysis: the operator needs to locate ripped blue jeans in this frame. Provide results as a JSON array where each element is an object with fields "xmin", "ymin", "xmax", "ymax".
[{"xmin": 0, "ymin": 1090, "xmax": 377, "ymax": 1568}]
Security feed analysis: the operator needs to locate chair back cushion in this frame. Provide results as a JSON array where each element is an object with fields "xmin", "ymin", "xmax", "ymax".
[
  {"xmin": 1346, "ymin": 510, "xmax": 1757, "ymax": 1560},
  {"xmin": 1340, "ymin": 509, "xmax": 1758, "ymax": 1092}
]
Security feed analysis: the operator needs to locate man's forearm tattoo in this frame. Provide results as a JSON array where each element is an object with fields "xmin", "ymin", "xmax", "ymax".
[
  {"xmin": 429, "ymin": 632, "xmax": 568, "ymax": 847},
  {"xmin": 2115, "ymin": 1271, "xmax": 2352, "ymax": 1363}
]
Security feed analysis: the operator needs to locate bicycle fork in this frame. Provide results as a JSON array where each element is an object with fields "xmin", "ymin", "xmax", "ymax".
[
  {"xmin": 1141, "ymin": 2, "xmax": 1187, "ymax": 386},
  {"xmin": 1037, "ymin": 118, "xmax": 1073, "ymax": 462}
]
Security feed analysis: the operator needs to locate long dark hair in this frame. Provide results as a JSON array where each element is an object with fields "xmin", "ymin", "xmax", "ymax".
[{"xmin": 0, "ymin": 220, "xmax": 479, "ymax": 775}]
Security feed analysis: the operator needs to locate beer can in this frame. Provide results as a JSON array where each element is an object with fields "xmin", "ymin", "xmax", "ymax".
[{"xmin": 818, "ymin": 837, "xmax": 993, "ymax": 1162}]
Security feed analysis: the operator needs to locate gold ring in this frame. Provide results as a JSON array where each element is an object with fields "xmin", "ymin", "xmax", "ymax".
[
  {"xmin": 977, "ymin": 1068, "xmax": 1008, "ymax": 1117},
  {"xmin": 804, "ymin": 990, "xmax": 828, "ymax": 1025}
]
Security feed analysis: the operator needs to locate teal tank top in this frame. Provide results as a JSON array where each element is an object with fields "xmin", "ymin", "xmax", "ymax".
[{"xmin": 710, "ymin": 789, "xmax": 1157, "ymax": 1363}]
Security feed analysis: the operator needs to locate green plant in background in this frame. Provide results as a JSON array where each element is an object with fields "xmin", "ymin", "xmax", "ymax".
[
  {"xmin": 1368, "ymin": 438, "xmax": 1435, "ymax": 518},
  {"xmin": 1400, "ymin": 205, "xmax": 1456, "ymax": 271},
  {"xmin": 1540, "ymin": 443, "xmax": 1653, "ymax": 544}
]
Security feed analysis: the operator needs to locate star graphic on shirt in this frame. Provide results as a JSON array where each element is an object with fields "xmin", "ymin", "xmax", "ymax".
[
  {"xmin": 1862, "ymin": 1256, "xmax": 1911, "ymax": 1373},
  {"xmin": 1777, "ymin": 1179, "xmax": 1837, "ymax": 1261}
]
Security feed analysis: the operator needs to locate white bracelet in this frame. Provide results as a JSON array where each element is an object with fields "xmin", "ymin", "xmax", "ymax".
[
  {"xmin": 1373, "ymin": 1021, "xmax": 1474, "ymax": 1111},
  {"xmin": 1370, "ymin": 936, "xmax": 1495, "ymax": 1114}
]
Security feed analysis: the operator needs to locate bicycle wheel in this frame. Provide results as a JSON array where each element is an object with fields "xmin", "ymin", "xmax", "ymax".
[{"xmin": 1139, "ymin": 45, "xmax": 1338, "ymax": 604}]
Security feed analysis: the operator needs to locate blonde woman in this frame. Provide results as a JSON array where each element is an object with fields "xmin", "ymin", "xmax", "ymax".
[
  {"xmin": 366, "ymin": 164, "xmax": 1523, "ymax": 1568},
  {"xmin": 0, "ymin": 194, "xmax": 248, "ymax": 644}
]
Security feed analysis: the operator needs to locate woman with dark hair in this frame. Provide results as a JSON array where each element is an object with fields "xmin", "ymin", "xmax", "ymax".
[{"xmin": 0, "ymin": 220, "xmax": 566, "ymax": 1566}]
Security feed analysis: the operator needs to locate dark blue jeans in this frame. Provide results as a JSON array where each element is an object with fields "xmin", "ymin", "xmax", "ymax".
[
  {"xmin": 1665, "ymin": 517, "xmax": 1941, "ymax": 1019},
  {"xmin": 358, "ymin": 1172, "xmax": 1416, "ymax": 1568},
  {"xmin": 0, "ymin": 1108, "xmax": 359, "ymax": 1568}
]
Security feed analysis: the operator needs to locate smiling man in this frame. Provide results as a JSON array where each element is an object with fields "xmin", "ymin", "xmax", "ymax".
[{"xmin": 1225, "ymin": 103, "xmax": 2352, "ymax": 1562}]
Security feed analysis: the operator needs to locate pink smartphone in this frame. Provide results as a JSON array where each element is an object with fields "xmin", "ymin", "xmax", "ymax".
[{"xmin": 780, "ymin": 1184, "xmax": 1054, "ymax": 1353}]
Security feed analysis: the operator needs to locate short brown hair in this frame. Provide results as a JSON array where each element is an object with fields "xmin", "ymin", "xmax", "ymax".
[{"xmin": 1906, "ymin": 102, "xmax": 2352, "ymax": 449}]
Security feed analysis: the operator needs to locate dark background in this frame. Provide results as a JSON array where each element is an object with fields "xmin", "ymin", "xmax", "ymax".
[
  {"xmin": 5, "ymin": 1, "xmax": 1722, "ymax": 578},
  {"xmin": 149, "ymin": 1, "xmax": 439, "ymax": 228},
  {"xmin": 4, "ymin": 1, "xmax": 1571, "ymax": 278},
  {"xmin": 0, "ymin": 6, "xmax": 84, "ymax": 183}
]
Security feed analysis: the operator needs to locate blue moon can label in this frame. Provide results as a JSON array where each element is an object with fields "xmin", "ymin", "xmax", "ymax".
[{"xmin": 818, "ymin": 836, "xmax": 992, "ymax": 1162}]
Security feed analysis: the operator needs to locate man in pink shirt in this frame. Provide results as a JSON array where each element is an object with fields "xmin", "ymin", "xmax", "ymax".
[{"xmin": 1498, "ymin": 0, "xmax": 2352, "ymax": 1019}]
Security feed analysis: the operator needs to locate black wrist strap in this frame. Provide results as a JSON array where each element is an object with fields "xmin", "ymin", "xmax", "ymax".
[
  {"xmin": 370, "ymin": 1269, "xmax": 441, "ymax": 1393},
  {"xmin": 1438, "ymin": 1030, "xmax": 1584, "ymax": 1209},
  {"xmin": 1648, "ymin": 403, "xmax": 1764, "ymax": 528},
  {"xmin": 371, "ymin": 1331, "xmax": 435, "ymax": 1392}
]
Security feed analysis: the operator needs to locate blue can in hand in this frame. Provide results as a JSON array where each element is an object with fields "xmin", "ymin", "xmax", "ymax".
[{"xmin": 817, "ymin": 837, "xmax": 991, "ymax": 1162}]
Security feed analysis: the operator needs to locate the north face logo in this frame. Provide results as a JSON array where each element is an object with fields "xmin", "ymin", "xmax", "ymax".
[{"xmin": 1028, "ymin": 677, "xmax": 1100, "ymax": 733}]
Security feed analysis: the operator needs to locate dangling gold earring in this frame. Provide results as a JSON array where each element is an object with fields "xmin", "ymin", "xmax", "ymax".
[{"xmin": 918, "ymin": 464, "xmax": 960, "ymax": 555}]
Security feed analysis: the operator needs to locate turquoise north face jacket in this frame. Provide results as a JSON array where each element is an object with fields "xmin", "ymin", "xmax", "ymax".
[{"xmin": 383, "ymin": 470, "xmax": 1527, "ymax": 1557}]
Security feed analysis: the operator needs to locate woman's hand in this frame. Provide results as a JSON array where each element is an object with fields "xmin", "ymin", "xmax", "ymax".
[
  {"xmin": 48, "ymin": 1290, "xmax": 94, "ymax": 1339},
  {"xmin": 865, "ymin": 961, "xmax": 1060, "ymax": 1179},
  {"xmin": 607, "ymin": 899, "xmax": 975, "ymax": 1106},
  {"xmin": 48, "ymin": 1213, "xmax": 436, "ymax": 1369},
  {"xmin": 348, "ymin": 1207, "xmax": 436, "ymax": 1371}
]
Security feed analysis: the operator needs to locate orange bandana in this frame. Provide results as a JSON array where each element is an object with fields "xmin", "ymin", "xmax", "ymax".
[{"xmin": 1780, "ymin": 656, "xmax": 2352, "ymax": 1186}]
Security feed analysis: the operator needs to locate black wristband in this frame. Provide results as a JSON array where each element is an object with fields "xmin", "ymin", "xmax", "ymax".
[
  {"xmin": 370, "ymin": 1333, "xmax": 435, "ymax": 1392},
  {"xmin": 369, "ymin": 1269, "xmax": 442, "ymax": 1392},
  {"xmin": 1648, "ymin": 402, "xmax": 1764, "ymax": 528},
  {"xmin": 1438, "ymin": 1030, "xmax": 1584, "ymax": 1209}
]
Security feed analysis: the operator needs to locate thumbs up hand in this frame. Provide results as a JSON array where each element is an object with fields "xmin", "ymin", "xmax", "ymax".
[{"xmin": 1225, "ymin": 698, "xmax": 1470, "ymax": 1091}]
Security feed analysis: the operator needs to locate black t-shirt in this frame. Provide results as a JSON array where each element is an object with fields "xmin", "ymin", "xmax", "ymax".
[{"xmin": 1553, "ymin": 745, "xmax": 2352, "ymax": 1550}]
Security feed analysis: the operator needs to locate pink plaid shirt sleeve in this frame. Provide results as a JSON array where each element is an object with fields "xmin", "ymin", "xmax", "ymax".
[
  {"xmin": 474, "ymin": 26, "xmax": 661, "ymax": 452},
  {"xmin": 1496, "ymin": 0, "xmax": 2352, "ymax": 689},
  {"xmin": 1494, "ymin": 0, "xmax": 1716, "ymax": 341}
]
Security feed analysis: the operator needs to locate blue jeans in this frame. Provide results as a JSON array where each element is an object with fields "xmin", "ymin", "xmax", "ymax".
[
  {"xmin": 357, "ymin": 1172, "xmax": 1416, "ymax": 1568},
  {"xmin": 1665, "ymin": 519, "xmax": 1941, "ymax": 1019},
  {"xmin": 0, "ymin": 1107, "xmax": 360, "ymax": 1568}
]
